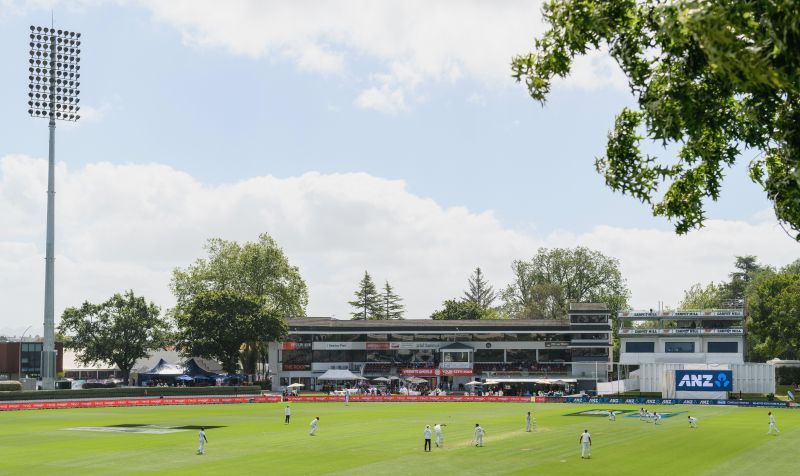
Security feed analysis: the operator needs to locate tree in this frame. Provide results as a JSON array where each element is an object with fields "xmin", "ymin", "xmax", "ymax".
[
  {"xmin": 512, "ymin": 0, "xmax": 800, "ymax": 238},
  {"xmin": 431, "ymin": 300, "xmax": 498, "ymax": 320},
  {"xmin": 679, "ymin": 282, "xmax": 726, "ymax": 309},
  {"xmin": 378, "ymin": 281, "xmax": 405, "ymax": 320},
  {"xmin": 171, "ymin": 233, "xmax": 308, "ymax": 319},
  {"xmin": 173, "ymin": 290, "xmax": 288, "ymax": 374},
  {"xmin": 58, "ymin": 290, "xmax": 169, "ymax": 383},
  {"xmin": 746, "ymin": 264, "xmax": 800, "ymax": 360},
  {"xmin": 463, "ymin": 267, "xmax": 497, "ymax": 308},
  {"xmin": 500, "ymin": 247, "xmax": 630, "ymax": 320},
  {"xmin": 348, "ymin": 271, "xmax": 382, "ymax": 320},
  {"xmin": 724, "ymin": 255, "xmax": 767, "ymax": 305}
]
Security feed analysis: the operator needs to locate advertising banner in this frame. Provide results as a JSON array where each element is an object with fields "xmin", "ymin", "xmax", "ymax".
[
  {"xmin": 675, "ymin": 370, "xmax": 733, "ymax": 392},
  {"xmin": 281, "ymin": 363, "xmax": 311, "ymax": 371},
  {"xmin": 0, "ymin": 395, "xmax": 282, "ymax": 412},
  {"xmin": 400, "ymin": 368, "xmax": 473, "ymax": 377},
  {"xmin": 286, "ymin": 395, "xmax": 530, "ymax": 403}
]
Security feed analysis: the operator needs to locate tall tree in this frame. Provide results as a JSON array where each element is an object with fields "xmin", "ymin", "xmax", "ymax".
[
  {"xmin": 431, "ymin": 299, "xmax": 498, "ymax": 320},
  {"xmin": 59, "ymin": 291, "xmax": 169, "ymax": 383},
  {"xmin": 512, "ymin": 0, "xmax": 800, "ymax": 238},
  {"xmin": 171, "ymin": 233, "xmax": 306, "ymax": 375},
  {"xmin": 174, "ymin": 290, "xmax": 288, "ymax": 374},
  {"xmin": 378, "ymin": 281, "xmax": 405, "ymax": 320},
  {"xmin": 349, "ymin": 271, "xmax": 382, "ymax": 320},
  {"xmin": 463, "ymin": 267, "xmax": 497, "ymax": 308},
  {"xmin": 724, "ymin": 255, "xmax": 766, "ymax": 305},
  {"xmin": 501, "ymin": 247, "xmax": 630, "ymax": 320},
  {"xmin": 171, "ymin": 233, "xmax": 308, "ymax": 319},
  {"xmin": 746, "ymin": 264, "xmax": 800, "ymax": 360}
]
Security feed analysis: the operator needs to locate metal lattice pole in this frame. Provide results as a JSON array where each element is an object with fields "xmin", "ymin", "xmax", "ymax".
[{"xmin": 27, "ymin": 25, "xmax": 82, "ymax": 390}]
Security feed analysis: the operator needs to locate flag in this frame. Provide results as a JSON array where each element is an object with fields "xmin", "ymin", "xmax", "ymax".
[{"xmin": 788, "ymin": 390, "xmax": 795, "ymax": 401}]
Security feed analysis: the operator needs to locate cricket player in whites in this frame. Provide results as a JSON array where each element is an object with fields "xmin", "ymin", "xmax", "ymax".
[
  {"xmin": 284, "ymin": 405, "xmax": 291, "ymax": 424},
  {"xmin": 579, "ymin": 429, "xmax": 591, "ymax": 459},
  {"xmin": 767, "ymin": 412, "xmax": 780, "ymax": 435},
  {"xmin": 688, "ymin": 416, "xmax": 698, "ymax": 429},
  {"xmin": 197, "ymin": 427, "xmax": 208, "ymax": 455},
  {"xmin": 526, "ymin": 412, "xmax": 533, "ymax": 432},
  {"xmin": 434, "ymin": 423, "xmax": 446, "ymax": 447},
  {"xmin": 473, "ymin": 423, "xmax": 485, "ymax": 447},
  {"xmin": 310, "ymin": 416, "xmax": 320, "ymax": 436}
]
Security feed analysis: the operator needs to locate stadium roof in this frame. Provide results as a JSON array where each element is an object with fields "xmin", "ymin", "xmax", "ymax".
[{"xmin": 286, "ymin": 317, "xmax": 583, "ymax": 333}]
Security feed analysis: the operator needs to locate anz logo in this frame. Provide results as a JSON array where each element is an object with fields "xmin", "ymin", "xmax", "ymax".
[{"xmin": 676, "ymin": 371, "xmax": 732, "ymax": 391}]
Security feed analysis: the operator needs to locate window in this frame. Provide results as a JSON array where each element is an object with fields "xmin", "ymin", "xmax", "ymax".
[
  {"xmin": 442, "ymin": 351, "xmax": 470, "ymax": 363},
  {"xmin": 312, "ymin": 350, "xmax": 367, "ymax": 362},
  {"xmin": 708, "ymin": 342, "xmax": 738, "ymax": 353},
  {"xmin": 665, "ymin": 342, "xmax": 695, "ymax": 353},
  {"xmin": 474, "ymin": 349, "xmax": 504, "ymax": 362},
  {"xmin": 570, "ymin": 314, "xmax": 609, "ymax": 324},
  {"xmin": 625, "ymin": 341, "xmax": 655, "ymax": 353},
  {"xmin": 506, "ymin": 349, "xmax": 537, "ymax": 362}
]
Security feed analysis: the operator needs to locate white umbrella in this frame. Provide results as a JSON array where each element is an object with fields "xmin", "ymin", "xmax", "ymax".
[
  {"xmin": 372, "ymin": 377, "xmax": 391, "ymax": 382},
  {"xmin": 389, "ymin": 376, "xmax": 400, "ymax": 380},
  {"xmin": 465, "ymin": 380, "xmax": 484, "ymax": 386},
  {"xmin": 287, "ymin": 383, "xmax": 304, "ymax": 388}
]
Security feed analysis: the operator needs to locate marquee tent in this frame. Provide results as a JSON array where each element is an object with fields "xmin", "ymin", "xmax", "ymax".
[{"xmin": 316, "ymin": 369, "xmax": 366, "ymax": 381}]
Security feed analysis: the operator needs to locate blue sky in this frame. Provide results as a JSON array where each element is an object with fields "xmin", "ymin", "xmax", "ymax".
[{"xmin": 0, "ymin": 1, "xmax": 795, "ymax": 335}]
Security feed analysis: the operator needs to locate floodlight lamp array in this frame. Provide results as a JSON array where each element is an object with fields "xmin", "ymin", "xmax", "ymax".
[{"xmin": 27, "ymin": 25, "xmax": 82, "ymax": 121}]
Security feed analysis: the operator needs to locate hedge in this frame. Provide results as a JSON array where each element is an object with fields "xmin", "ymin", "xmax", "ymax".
[
  {"xmin": 0, "ymin": 385, "xmax": 261, "ymax": 401},
  {"xmin": 0, "ymin": 381, "xmax": 22, "ymax": 392},
  {"xmin": 776, "ymin": 366, "xmax": 800, "ymax": 385}
]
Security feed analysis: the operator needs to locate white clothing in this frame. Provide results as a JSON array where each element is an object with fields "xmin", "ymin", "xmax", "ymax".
[
  {"xmin": 285, "ymin": 407, "xmax": 291, "ymax": 416},
  {"xmin": 526, "ymin": 414, "xmax": 532, "ymax": 431},
  {"xmin": 608, "ymin": 411, "xmax": 616, "ymax": 421},
  {"xmin": 424, "ymin": 428, "xmax": 432, "ymax": 439},
  {"xmin": 197, "ymin": 430, "xmax": 206, "ymax": 454},
  {"xmin": 474, "ymin": 427, "xmax": 485, "ymax": 446},
  {"xmin": 581, "ymin": 442, "xmax": 590, "ymax": 458},
  {"xmin": 768, "ymin": 415, "xmax": 779, "ymax": 434},
  {"xmin": 580, "ymin": 432, "xmax": 591, "ymax": 458},
  {"xmin": 310, "ymin": 419, "xmax": 319, "ymax": 435},
  {"xmin": 434, "ymin": 424, "xmax": 443, "ymax": 446},
  {"xmin": 688, "ymin": 417, "xmax": 697, "ymax": 428}
]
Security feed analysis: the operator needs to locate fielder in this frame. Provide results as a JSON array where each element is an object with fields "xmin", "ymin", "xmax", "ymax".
[
  {"xmin": 309, "ymin": 416, "xmax": 320, "ymax": 436},
  {"xmin": 526, "ymin": 412, "xmax": 533, "ymax": 432},
  {"xmin": 767, "ymin": 411, "xmax": 780, "ymax": 435},
  {"xmin": 284, "ymin": 405, "xmax": 291, "ymax": 424},
  {"xmin": 654, "ymin": 412, "xmax": 662, "ymax": 425},
  {"xmin": 688, "ymin": 416, "xmax": 697, "ymax": 429},
  {"xmin": 434, "ymin": 423, "xmax": 446, "ymax": 447},
  {"xmin": 579, "ymin": 429, "xmax": 591, "ymax": 459},
  {"xmin": 473, "ymin": 423, "xmax": 485, "ymax": 447},
  {"xmin": 197, "ymin": 427, "xmax": 208, "ymax": 455},
  {"xmin": 345, "ymin": 392, "xmax": 349, "ymax": 406},
  {"xmin": 607, "ymin": 410, "xmax": 616, "ymax": 421}
]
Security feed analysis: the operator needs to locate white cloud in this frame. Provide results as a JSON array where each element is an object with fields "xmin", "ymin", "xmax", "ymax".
[
  {"xmin": 355, "ymin": 83, "xmax": 407, "ymax": 114},
  {"xmin": 137, "ymin": 0, "xmax": 628, "ymax": 112},
  {"xmin": 1, "ymin": 155, "xmax": 797, "ymax": 335}
]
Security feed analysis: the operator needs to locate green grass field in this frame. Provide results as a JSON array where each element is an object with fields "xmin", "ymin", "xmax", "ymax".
[{"xmin": 0, "ymin": 402, "xmax": 797, "ymax": 475}]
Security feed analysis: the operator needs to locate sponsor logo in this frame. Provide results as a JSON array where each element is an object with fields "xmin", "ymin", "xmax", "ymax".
[
  {"xmin": 624, "ymin": 411, "xmax": 686, "ymax": 419},
  {"xmin": 566, "ymin": 409, "xmax": 634, "ymax": 417},
  {"xmin": 400, "ymin": 368, "xmax": 473, "ymax": 377},
  {"xmin": 675, "ymin": 370, "xmax": 732, "ymax": 391},
  {"xmin": 282, "ymin": 363, "xmax": 311, "ymax": 371}
]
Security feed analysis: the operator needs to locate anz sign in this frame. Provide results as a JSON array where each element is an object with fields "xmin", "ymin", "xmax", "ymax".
[{"xmin": 675, "ymin": 370, "xmax": 733, "ymax": 392}]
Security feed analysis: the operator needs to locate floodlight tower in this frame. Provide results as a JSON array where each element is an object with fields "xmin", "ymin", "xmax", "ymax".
[{"xmin": 27, "ymin": 25, "xmax": 81, "ymax": 390}]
